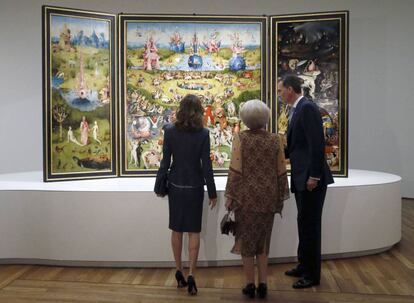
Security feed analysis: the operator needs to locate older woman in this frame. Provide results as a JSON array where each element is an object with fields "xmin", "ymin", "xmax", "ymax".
[
  {"xmin": 225, "ymin": 99, "xmax": 289, "ymax": 299},
  {"xmin": 154, "ymin": 94, "xmax": 217, "ymax": 296}
]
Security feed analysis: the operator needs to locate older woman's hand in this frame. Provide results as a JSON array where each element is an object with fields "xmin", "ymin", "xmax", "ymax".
[
  {"xmin": 225, "ymin": 198, "xmax": 233, "ymax": 210},
  {"xmin": 209, "ymin": 198, "xmax": 217, "ymax": 209}
]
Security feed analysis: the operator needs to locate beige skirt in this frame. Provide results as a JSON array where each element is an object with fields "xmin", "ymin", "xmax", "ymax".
[{"xmin": 231, "ymin": 211, "xmax": 275, "ymax": 257}]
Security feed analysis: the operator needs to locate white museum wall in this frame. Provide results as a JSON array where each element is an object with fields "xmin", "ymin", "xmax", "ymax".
[{"xmin": 0, "ymin": 0, "xmax": 413, "ymax": 197}]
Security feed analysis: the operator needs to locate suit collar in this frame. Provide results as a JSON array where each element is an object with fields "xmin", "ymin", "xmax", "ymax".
[
  {"xmin": 292, "ymin": 95, "xmax": 304, "ymax": 108},
  {"xmin": 295, "ymin": 97, "xmax": 307, "ymax": 109},
  {"xmin": 287, "ymin": 97, "xmax": 307, "ymax": 138}
]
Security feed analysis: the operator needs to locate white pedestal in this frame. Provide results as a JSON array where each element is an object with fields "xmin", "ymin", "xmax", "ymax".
[{"xmin": 0, "ymin": 169, "xmax": 401, "ymax": 267}]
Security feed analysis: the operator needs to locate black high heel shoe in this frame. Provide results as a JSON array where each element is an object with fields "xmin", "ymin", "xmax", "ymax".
[
  {"xmin": 175, "ymin": 270, "xmax": 187, "ymax": 288},
  {"xmin": 187, "ymin": 275, "xmax": 198, "ymax": 295},
  {"xmin": 242, "ymin": 283, "xmax": 256, "ymax": 298},
  {"xmin": 257, "ymin": 283, "xmax": 267, "ymax": 299}
]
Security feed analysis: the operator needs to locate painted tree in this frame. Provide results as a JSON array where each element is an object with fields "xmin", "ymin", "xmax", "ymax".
[{"xmin": 52, "ymin": 104, "xmax": 70, "ymax": 141}]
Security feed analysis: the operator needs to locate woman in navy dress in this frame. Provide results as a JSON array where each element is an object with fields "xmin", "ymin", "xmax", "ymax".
[{"xmin": 155, "ymin": 94, "xmax": 217, "ymax": 295}]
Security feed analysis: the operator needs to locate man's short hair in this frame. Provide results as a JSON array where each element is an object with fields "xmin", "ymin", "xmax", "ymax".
[{"xmin": 280, "ymin": 75, "xmax": 303, "ymax": 94}]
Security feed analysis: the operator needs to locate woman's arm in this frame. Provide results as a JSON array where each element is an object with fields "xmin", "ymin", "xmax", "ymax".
[
  {"xmin": 276, "ymin": 135, "xmax": 290, "ymax": 205},
  {"xmin": 225, "ymin": 133, "xmax": 243, "ymax": 210},
  {"xmin": 201, "ymin": 131, "xmax": 217, "ymax": 200},
  {"xmin": 154, "ymin": 129, "xmax": 172, "ymax": 195}
]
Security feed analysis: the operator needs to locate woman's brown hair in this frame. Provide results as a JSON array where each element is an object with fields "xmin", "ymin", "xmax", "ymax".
[{"xmin": 175, "ymin": 94, "xmax": 204, "ymax": 131}]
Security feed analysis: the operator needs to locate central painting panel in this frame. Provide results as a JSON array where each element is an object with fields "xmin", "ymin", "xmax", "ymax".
[{"xmin": 119, "ymin": 15, "xmax": 268, "ymax": 176}]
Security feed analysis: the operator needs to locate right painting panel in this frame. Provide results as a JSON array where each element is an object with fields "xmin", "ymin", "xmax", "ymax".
[{"xmin": 271, "ymin": 11, "xmax": 348, "ymax": 177}]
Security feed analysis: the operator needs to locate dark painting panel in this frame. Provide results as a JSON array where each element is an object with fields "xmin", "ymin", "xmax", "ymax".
[{"xmin": 271, "ymin": 12, "xmax": 348, "ymax": 176}]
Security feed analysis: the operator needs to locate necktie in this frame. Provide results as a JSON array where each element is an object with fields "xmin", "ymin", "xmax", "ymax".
[{"xmin": 288, "ymin": 106, "xmax": 295, "ymax": 124}]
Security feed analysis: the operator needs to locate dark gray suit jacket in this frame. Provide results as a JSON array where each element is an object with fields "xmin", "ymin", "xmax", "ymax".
[
  {"xmin": 155, "ymin": 124, "xmax": 217, "ymax": 199},
  {"xmin": 286, "ymin": 97, "xmax": 334, "ymax": 192}
]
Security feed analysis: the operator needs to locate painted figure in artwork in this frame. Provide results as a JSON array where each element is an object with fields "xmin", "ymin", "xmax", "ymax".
[
  {"xmin": 80, "ymin": 116, "xmax": 89, "ymax": 145},
  {"xmin": 67, "ymin": 126, "xmax": 83, "ymax": 146},
  {"xmin": 130, "ymin": 140, "xmax": 143, "ymax": 167},
  {"xmin": 92, "ymin": 121, "xmax": 102, "ymax": 144},
  {"xmin": 143, "ymin": 36, "xmax": 160, "ymax": 70},
  {"xmin": 203, "ymin": 104, "xmax": 215, "ymax": 126}
]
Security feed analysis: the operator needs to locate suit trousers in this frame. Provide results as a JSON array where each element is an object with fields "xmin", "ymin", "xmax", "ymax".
[{"xmin": 294, "ymin": 185, "xmax": 327, "ymax": 282}]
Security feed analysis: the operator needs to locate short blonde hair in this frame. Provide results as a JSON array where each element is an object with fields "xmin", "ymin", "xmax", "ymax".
[{"xmin": 239, "ymin": 99, "xmax": 270, "ymax": 130}]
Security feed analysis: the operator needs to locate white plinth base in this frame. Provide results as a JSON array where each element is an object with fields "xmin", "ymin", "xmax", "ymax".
[{"xmin": 0, "ymin": 169, "xmax": 401, "ymax": 267}]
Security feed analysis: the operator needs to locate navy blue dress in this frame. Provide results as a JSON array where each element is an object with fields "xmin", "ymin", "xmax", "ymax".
[{"xmin": 155, "ymin": 124, "xmax": 217, "ymax": 232}]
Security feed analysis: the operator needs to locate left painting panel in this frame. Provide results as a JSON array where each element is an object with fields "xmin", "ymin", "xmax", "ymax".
[{"xmin": 42, "ymin": 6, "xmax": 117, "ymax": 181}]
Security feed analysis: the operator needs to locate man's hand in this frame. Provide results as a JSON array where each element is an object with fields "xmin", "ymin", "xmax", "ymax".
[{"xmin": 306, "ymin": 178, "xmax": 318, "ymax": 191}]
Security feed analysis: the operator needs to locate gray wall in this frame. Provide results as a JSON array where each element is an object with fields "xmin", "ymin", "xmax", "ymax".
[{"xmin": 1, "ymin": 0, "xmax": 413, "ymax": 197}]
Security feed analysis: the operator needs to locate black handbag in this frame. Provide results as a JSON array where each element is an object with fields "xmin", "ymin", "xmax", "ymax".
[
  {"xmin": 154, "ymin": 173, "xmax": 169, "ymax": 196},
  {"xmin": 220, "ymin": 211, "xmax": 236, "ymax": 236}
]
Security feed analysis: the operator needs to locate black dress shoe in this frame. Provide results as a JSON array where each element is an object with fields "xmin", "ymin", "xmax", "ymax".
[
  {"xmin": 242, "ymin": 283, "xmax": 256, "ymax": 298},
  {"xmin": 292, "ymin": 278, "xmax": 320, "ymax": 289},
  {"xmin": 285, "ymin": 267, "xmax": 304, "ymax": 277},
  {"xmin": 256, "ymin": 283, "xmax": 267, "ymax": 299}
]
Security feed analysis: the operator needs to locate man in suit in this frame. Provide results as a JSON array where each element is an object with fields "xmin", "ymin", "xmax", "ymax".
[{"xmin": 278, "ymin": 75, "xmax": 334, "ymax": 289}]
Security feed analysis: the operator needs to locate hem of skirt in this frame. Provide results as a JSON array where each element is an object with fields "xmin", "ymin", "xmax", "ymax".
[
  {"xmin": 231, "ymin": 251, "xmax": 265, "ymax": 257},
  {"xmin": 230, "ymin": 246, "xmax": 268, "ymax": 257},
  {"xmin": 169, "ymin": 227, "xmax": 201, "ymax": 233}
]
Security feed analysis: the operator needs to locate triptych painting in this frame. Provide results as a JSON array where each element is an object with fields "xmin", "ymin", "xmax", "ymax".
[{"xmin": 43, "ymin": 6, "xmax": 348, "ymax": 181}]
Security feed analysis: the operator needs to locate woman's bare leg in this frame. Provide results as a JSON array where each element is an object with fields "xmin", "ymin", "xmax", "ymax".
[
  {"xmin": 171, "ymin": 231, "xmax": 183, "ymax": 270},
  {"xmin": 242, "ymin": 256, "xmax": 255, "ymax": 284},
  {"xmin": 257, "ymin": 253, "xmax": 268, "ymax": 284},
  {"xmin": 188, "ymin": 232, "xmax": 200, "ymax": 276}
]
